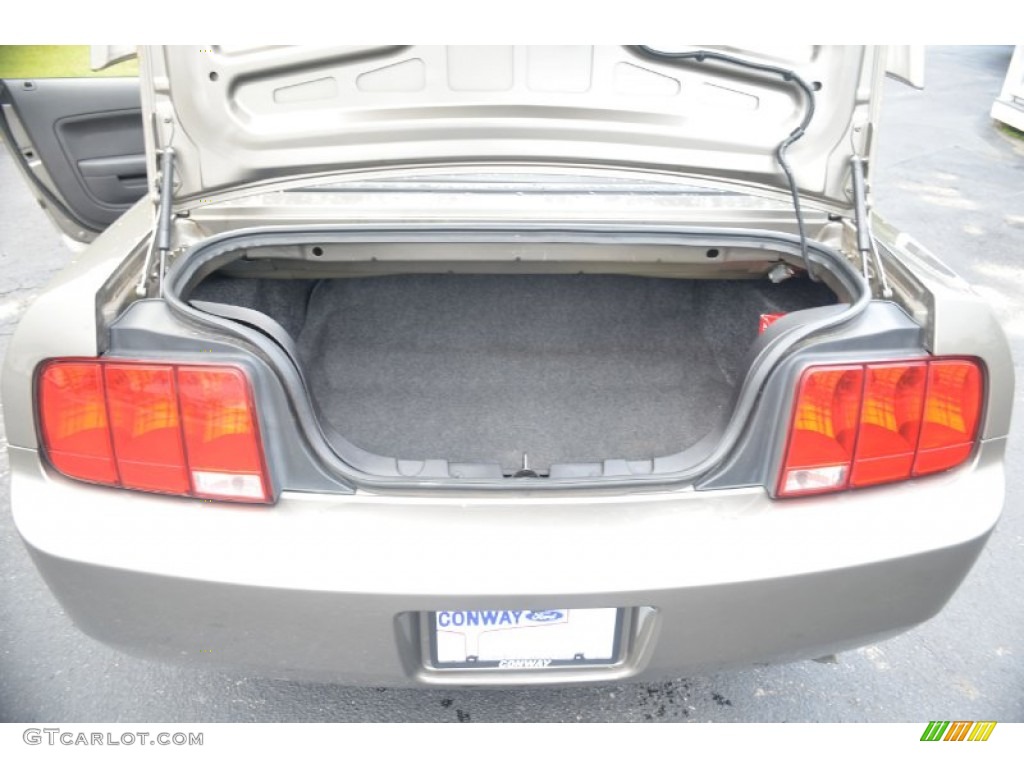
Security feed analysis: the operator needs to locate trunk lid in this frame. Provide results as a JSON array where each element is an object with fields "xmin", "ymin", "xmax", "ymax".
[{"xmin": 140, "ymin": 45, "xmax": 894, "ymax": 212}]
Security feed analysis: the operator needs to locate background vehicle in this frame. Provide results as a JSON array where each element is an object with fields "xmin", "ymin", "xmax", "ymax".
[
  {"xmin": 992, "ymin": 44, "xmax": 1024, "ymax": 131},
  {"xmin": 0, "ymin": 46, "xmax": 1013, "ymax": 689}
]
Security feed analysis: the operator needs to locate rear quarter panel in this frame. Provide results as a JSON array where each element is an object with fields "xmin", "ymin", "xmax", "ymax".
[
  {"xmin": 874, "ymin": 214, "xmax": 1015, "ymax": 442},
  {"xmin": 1, "ymin": 196, "xmax": 152, "ymax": 450}
]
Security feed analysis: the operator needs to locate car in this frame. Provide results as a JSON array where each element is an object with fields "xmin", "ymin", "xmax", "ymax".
[{"xmin": 0, "ymin": 45, "xmax": 1012, "ymax": 686}]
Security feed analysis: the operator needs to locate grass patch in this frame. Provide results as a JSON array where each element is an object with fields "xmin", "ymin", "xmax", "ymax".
[
  {"xmin": 995, "ymin": 120, "xmax": 1024, "ymax": 142},
  {"xmin": 0, "ymin": 46, "xmax": 138, "ymax": 78}
]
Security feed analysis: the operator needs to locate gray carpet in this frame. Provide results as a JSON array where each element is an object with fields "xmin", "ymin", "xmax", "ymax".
[{"xmin": 282, "ymin": 274, "xmax": 834, "ymax": 471}]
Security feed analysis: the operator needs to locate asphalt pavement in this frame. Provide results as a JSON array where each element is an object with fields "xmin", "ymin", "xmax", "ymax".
[{"xmin": 1, "ymin": 46, "xmax": 1022, "ymax": 722}]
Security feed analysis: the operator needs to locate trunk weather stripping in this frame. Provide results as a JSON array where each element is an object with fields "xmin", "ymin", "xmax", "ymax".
[{"xmin": 630, "ymin": 46, "xmax": 818, "ymax": 281}]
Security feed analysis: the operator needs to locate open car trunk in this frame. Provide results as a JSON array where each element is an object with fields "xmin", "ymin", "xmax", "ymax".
[{"xmin": 181, "ymin": 238, "xmax": 846, "ymax": 479}]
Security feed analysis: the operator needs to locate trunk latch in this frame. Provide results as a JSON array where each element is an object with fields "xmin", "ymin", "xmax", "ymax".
[{"xmin": 512, "ymin": 452, "xmax": 540, "ymax": 479}]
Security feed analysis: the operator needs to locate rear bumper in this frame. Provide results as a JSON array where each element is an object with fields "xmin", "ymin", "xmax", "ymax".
[{"xmin": 11, "ymin": 441, "xmax": 1005, "ymax": 687}]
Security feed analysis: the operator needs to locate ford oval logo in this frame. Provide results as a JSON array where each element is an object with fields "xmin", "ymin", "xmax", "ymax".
[{"xmin": 526, "ymin": 610, "xmax": 564, "ymax": 623}]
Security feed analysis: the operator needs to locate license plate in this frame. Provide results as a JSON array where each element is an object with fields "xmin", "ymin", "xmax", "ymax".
[{"xmin": 430, "ymin": 608, "xmax": 622, "ymax": 669}]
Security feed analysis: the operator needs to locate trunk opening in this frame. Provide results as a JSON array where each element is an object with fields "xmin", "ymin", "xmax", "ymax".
[{"xmin": 184, "ymin": 245, "xmax": 842, "ymax": 478}]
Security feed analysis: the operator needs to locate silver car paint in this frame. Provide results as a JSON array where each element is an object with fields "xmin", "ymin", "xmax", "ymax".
[{"xmin": 11, "ymin": 437, "xmax": 1004, "ymax": 685}]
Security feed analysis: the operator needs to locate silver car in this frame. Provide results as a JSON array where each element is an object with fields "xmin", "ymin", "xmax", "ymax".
[{"xmin": 0, "ymin": 46, "xmax": 1012, "ymax": 686}]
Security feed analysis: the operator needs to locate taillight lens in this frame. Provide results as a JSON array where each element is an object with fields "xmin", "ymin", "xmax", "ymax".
[
  {"xmin": 778, "ymin": 365, "xmax": 863, "ymax": 496},
  {"xmin": 37, "ymin": 359, "xmax": 270, "ymax": 503},
  {"xmin": 914, "ymin": 360, "xmax": 983, "ymax": 475},
  {"xmin": 105, "ymin": 363, "xmax": 189, "ymax": 494},
  {"xmin": 38, "ymin": 362, "xmax": 118, "ymax": 485},
  {"xmin": 778, "ymin": 358, "xmax": 983, "ymax": 498},
  {"xmin": 177, "ymin": 367, "xmax": 268, "ymax": 502},
  {"xmin": 851, "ymin": 363, "xmax": 927, "ymax": 487}
]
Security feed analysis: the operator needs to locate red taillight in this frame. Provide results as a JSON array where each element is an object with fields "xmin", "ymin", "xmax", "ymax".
[
  {"xmin": 38, "ymin": 362, "xmax": 118, "ymax": 485},
  {"xmin": 850, "ymin": 363, "xmax": 927, "ymax": 488},
  {"xmin": 777, "ymin": 365, "xmax": 863, "ymax": 496},
  {"xmin": 105, "ymin": 364, "xmax": 189, "ymax": 494},
  {"xmin": 778, "ymin": 358, "xmax": 983, "ymax": 498},
  {"xmin": 37, "ymin": 360, "xmax": 270, "ymax": 503},
  {"xmin": 177, "ymin": 367, "xmax": 268, "ymax": 501},
  {"xmin": 913, "ymin": 360, "xmax": 983, "ymax": 476}
]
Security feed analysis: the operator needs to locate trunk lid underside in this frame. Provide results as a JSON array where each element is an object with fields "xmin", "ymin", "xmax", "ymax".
[{"xmin": 143, "ymin": 45, "xmax": 883, "ymax": 211}]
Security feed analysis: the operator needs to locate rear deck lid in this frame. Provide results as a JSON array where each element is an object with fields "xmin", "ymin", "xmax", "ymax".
[{"xmin": 140, "ymin": 45, "xmax": 896, "ymax": 212}]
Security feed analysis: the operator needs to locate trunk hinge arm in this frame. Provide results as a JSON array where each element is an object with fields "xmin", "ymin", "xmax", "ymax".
[
  {"xmin": 136, "ymin": 145, "xmax": 176, "ymax": 298},
  {"xmin": 850, "ymin": 154, "xmax": 892, "ymax": 298}
]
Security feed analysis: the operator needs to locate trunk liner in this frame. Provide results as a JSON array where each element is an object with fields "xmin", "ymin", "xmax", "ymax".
[{"xmin": 291, "ymin": 274, "xmax": 833, "ymax": 471}]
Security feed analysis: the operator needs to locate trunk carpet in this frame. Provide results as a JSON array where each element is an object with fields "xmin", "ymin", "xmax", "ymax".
[{"xmin": 286, "ymin": 274, "xmax": 832, "ymax": 471}]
